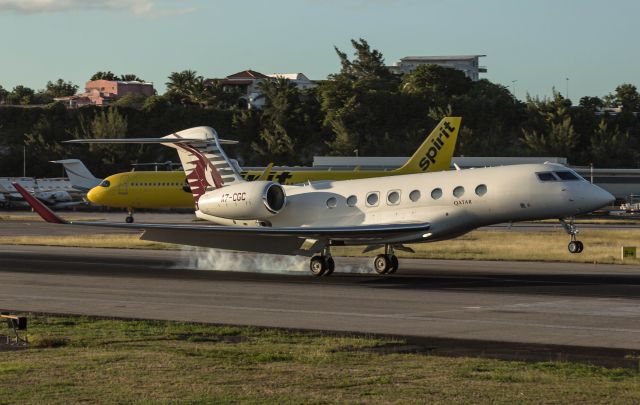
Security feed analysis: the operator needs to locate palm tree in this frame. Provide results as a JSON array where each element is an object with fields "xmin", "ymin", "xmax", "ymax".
[{"xmin": 165, "ymin": 70, "xmax": 203, "ymax": 105}]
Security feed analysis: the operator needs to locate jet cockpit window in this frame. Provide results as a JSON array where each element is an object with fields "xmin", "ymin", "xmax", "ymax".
[
  {"xmin": 554, "ymin": 171, "xmax": 580, "ymax": 181},
  {"xmin": 100, "ymin": 180, "xmax": 111, "ymax": 187},
  {"xmin": 536, "ymin": 172, "xmax": 557, "ymax": 182}
]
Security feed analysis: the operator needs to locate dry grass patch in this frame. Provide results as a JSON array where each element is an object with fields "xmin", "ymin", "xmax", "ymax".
[
  {"xmin": 335, "ymin": 228, "xmax": 640, "ymax": 265},
  {"xmin": 1, "ymin": 228, "xmax": 639, "ymax": 264},
  {"xmin": 0, "ymin": 234, "xmax": 176, "ymax": 250}
]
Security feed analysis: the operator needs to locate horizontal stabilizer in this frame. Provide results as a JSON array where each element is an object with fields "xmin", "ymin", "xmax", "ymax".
[{"xmin": 65, "ymin": 138, "xmax": 238, "ymax": 145}]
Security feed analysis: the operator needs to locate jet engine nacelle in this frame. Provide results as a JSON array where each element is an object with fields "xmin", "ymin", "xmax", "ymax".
[{"xmin": 197, "ymin": 181, "xmax": 286, "ymax": 220}]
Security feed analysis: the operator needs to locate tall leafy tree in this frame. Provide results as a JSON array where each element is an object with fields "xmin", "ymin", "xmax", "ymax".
[
  {"xmin": 613, "ymin": 83, "xmax": 640, "ymax": 112},
  {"xmin": 6, "ymin": 85, "xmax": 35, "ymax": 105},
  {"xmin": 320, "ymin": 39, "xmax": 404, "ymax": 156},
  {"xmin": 44, "ymin": 79, "xmax": 78, "ymax": 98},
  {"xmin": 91, "ymin": 71, "xmax": 118, "ymax": 81},
  {"xmin": 521, "ymin": 90, "xmax": 579, "ymax": 157}
]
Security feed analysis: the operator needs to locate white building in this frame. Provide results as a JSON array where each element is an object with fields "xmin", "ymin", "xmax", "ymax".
[
  {"xmin": 389, "ymin": 55, "xmax": 487, "ymax": 81},
  {"xmin": 268, "ymin": 73, "xmax": 317, "ymax": 90}
]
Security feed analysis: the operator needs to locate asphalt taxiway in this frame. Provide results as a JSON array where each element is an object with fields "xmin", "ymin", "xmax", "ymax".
[{"xmin": 1, "ymin": 244, "xmax": 640, "ymax": 366}]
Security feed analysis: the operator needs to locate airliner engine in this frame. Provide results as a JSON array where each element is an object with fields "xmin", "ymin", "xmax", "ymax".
[{"xmin": 197, "ymin": 181, "xmax": 286, "ymax": 220}]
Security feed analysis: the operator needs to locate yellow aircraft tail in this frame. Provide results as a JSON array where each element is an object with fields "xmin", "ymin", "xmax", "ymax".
[{"xmin": 394, "ymin": 117, "xmax": 461, "ymax": 174}]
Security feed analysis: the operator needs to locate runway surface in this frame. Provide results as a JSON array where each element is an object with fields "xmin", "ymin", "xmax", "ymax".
[{"xmin": 1, "ymin": 244, "xmax": 640, "ymax": 365}]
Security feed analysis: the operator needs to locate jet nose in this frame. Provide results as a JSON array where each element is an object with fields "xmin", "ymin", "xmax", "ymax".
[
  {"xmin": 589, "ymin": 185, "xmax": 615, "ymax": 210},
  {"xmin": 86, "ymin": 187, "xmax": 102, "ymax": 204}
]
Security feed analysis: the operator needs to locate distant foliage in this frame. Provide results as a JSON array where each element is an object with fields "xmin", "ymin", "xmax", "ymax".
[{"xmin": 1, "ymin": 38, "xmax": 640, "ymax": 177}]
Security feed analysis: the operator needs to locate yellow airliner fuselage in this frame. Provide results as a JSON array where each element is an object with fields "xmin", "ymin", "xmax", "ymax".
[
  {"xmin": 88, "ymin": 171, "xmax": 194, "ymax": 209},
  {"xmin": 86, "ymin": 117, "xmax": 461, "ymax": 216}
]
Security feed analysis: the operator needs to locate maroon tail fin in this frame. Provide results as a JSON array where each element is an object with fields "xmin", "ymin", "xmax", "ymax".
[{"xmin": 12, "ymin": 183, "xmax": 67, "ymax": 224}]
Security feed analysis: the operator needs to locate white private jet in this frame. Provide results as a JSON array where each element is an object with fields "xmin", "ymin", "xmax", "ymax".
[
  {"xmin": 14, "ymin": 125, "xmax": 614, "ymax": 276},
  {"xmin": 0, "ymin": 177, "xmax": 84, "ymax": 209}
]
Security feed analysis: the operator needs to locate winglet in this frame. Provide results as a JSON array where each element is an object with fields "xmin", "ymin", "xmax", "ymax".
[
  {"xmin": 395, "ymin": 117, "xmax": 461, "ymax": 174},
  {"xmin": 11, "ymin": 183, "xmax": 67, "ymax": 224}
]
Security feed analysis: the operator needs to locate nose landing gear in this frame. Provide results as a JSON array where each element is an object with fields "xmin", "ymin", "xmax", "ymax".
[
  {"xmin": 560, "ymin": 218, "xmax": 583, "ymax": 253},
  {"xmin": 125, "ymin": 208, "xmax": 134, "ymax": 223}
]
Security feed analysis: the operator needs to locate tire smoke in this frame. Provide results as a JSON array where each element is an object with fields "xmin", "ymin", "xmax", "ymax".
[{"xmin": 176, "ymin": 247, "xmax": 373, "ymax": 275}]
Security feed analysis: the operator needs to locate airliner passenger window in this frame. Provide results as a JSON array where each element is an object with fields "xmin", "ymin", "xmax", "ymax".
[
  {"xmin": 346, "ymin": 195, "xmax": 357, "ymax": 207},
  {"xmin": 387, "ymin": 190, "xmax": 400, "ymax": 205},
  {"xmin": 326, "ymin": 197, "xmax": 337, "ymax": 208},
  {"xmin": 475, "ymin": 184, "xmax": 487, "ymax": 196},
  {"xmin": 536, "ymin": 172, "xmax": 557, "ymax": 181},
  {"xmin": 366, "ymin": 192, "xmax": 379, "ymax": 207},
  {"xmin": 431, "ymin": 188, "xmax": 443, "ymax": 200},
  {"xmin": 409, "ymin": 190, "xmax": 420, "ymax": 202},
  {"xmin": 554, "ymin": 171, "xmax": 579, "ymax": 181},
  {"xmin": 453, "ymin": 186, "xmax": 465, "ymax": 198}
]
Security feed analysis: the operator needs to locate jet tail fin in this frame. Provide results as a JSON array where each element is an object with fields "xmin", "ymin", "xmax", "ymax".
[
  {"xmin": 160, "ymin": 127, "xmax": 243, "ymax": 205},
  {"xmin": 394, "ymin": 117, "xmax": 461, "ymax": 174},
  {"xmin": 51, "ymin": 159, "xmax": 101, "ymax": 191}
]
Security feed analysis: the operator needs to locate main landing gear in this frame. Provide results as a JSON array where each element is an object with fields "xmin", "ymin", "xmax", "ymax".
[
  {"xmin": 560, "ymin": 218, "xmax": 584, "ymax": 254},
  {"xmin": 309, "ymin": 247, "xmax": 335, "ymax": 277},
  {"xmin": 374, "ymin": 244, "xmax": 399, "ymax": 275},
  {"xmin": 125, "ymin": 208, "xmax": 134, "ymax": 224},
  {"xmin": 308, "ymin": 244, "xmax": 401, "ymax": 276}
]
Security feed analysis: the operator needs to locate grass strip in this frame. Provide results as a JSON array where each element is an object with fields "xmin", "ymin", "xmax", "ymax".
[{"xmin": 0, "ymin": 315, "xmax": 638, "ymax": 404}]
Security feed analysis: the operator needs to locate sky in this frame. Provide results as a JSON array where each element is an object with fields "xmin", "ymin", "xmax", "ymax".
[{"xmin": 0, "ymin": 0, "xmax": 638, "ymax": 102}]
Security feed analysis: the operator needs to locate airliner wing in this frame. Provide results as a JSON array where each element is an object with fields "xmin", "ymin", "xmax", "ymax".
[{"xmin": 13, "ymin": 183, "xmax": 429, "ymax": 256}]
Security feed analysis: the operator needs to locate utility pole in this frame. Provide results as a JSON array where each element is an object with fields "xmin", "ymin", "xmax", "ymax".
[
  {"xmin": 565, "ymin": 77, "xmax": 569, "ymax": 100},
  {"xmin": 511, "ymin": 80, "xmax": 517, "ymax": 99}
]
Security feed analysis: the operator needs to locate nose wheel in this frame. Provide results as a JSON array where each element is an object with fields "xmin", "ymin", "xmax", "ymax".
[
  {"xmin": 560, "ymin": 218, "xmax": 584, "ymax": 254},
  {"xmin": 125, "ymin": 208, "xmax": 134, "ymax": 223},
  {"xmin": 373, "ymin": 245, "xmax": 399, "ymax": 274}
]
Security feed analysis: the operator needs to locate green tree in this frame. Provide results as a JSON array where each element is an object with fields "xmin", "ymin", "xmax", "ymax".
[
  {"xmin": 71, "ymin": 108, "xmax": 131, "ymax": 165},
  {"xmin": 119, "ymin": 74, "xmax": 143, "ymax": 82},
  {"xmin": 401, "ymin": 64, "xmax": 472, "ymax": 98},
  {"xmin": 589, "ymin": 120, "xmax": 634, "ymax": 166},
  {"xmin": 91, "ymin": 71, "xmax": 118, "ymax": 81},
  {"xmin": 579, "ymin": 96, "xmax": 604, "ymax": 111},
  {"xmin": 521, "ymin": 91, "xmax": 578, "ymax": 157},
  {"xmin": 613, "ymin": 83, "xmax": 640, "ymax": 111},
  {"xmin": 6, "ymin": 85, "xmax": 35, "ymax": 105},
  {"xmin": 44, "ymin": 79, "xmax": 78, "ymax": 98},
  {"xmin": 165, "ymin": 70, "xmax": 206, "ymax": 105},
  {"xmin": 320, "ymin": 39, "xmax": 405, "ymax": 156},
  {"xmin": 0, "ymin": 85, "xmax": 8, "ymax": 104},
  {"xmin": 114, "ymin": 92, "xmax": 148, "ymax": 108}
]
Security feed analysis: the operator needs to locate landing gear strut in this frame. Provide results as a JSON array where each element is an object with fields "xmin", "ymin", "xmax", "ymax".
[
  {"xmin": 309, "ymin": 247, "xmax": 335, "ymax": 277},
  {"xmin": 373, "ymin": 245, "xmax": 399, "ymax": 275},
  {"xmin": 560, "ymin": 218, "xmax": 583, "ymax": 254},
  {"xmin": 125, "ymin": 208, "xmax": 134, "ymax": 224}
]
